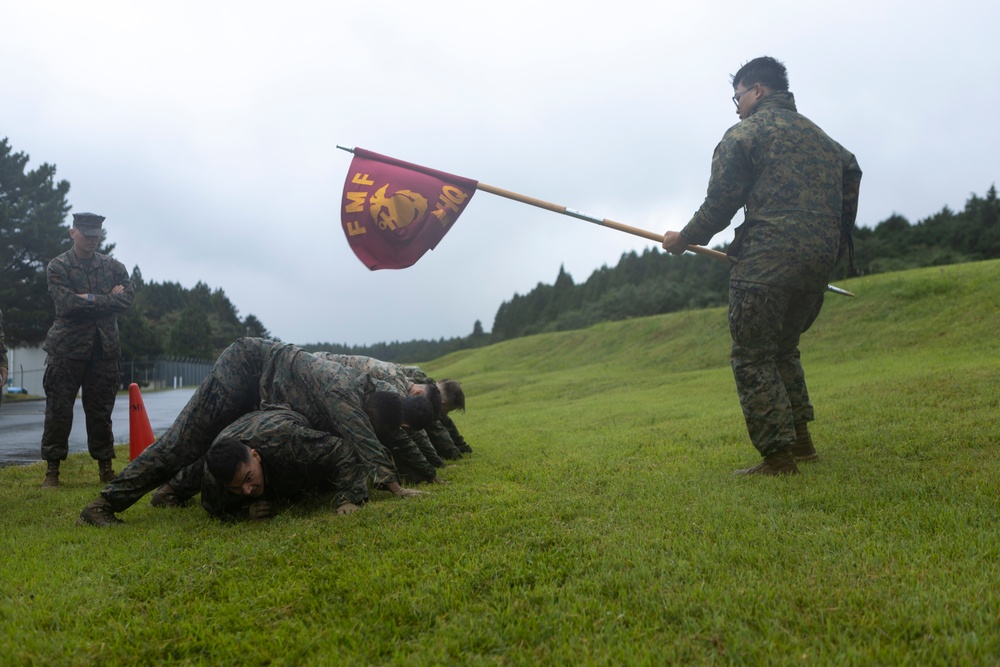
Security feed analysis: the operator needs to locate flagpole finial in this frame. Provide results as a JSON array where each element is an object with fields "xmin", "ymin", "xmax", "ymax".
[{"xmin": 336, "ymin": 145, "xmax": 355, "ymax": 154}]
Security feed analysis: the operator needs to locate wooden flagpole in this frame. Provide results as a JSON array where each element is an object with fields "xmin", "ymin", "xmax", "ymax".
[{"xmin": 475, "ymin": 182, "xmax": 855, "ymax": 297}]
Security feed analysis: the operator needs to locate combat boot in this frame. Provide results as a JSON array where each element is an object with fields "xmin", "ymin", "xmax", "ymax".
[
  {"xmin": 98, "ymin": 459, "xmax": 116, "ymax": 483},
  {"xmin": 41, "ymin": 461, "xmax": 60, "ymax": 488},
  {"xmin": 791, "ymin": 422, "xmax": 818, "ymax": 462},
  {"xmin": 734, "ymin": 449, "xmax": 799, "ymax": 476},
  {"xmin": 76, "ymin": 497, "xmax": 124, "ymax": 527},
  {"xmin": 149, "ymin": 484, "xmax": 185, "ymax": 508}
]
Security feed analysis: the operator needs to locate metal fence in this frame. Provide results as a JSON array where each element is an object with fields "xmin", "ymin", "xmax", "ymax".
[
  {"xmin": 120, "ymin": 358, "xmax": 214, "ymax": 390},
  {"xmin": 5, "ymin": 364, "xmax": 45, "ymax": 394},
  {"xmin": 5, "ymin": 352, "xmax": 214, "ymax": 396}
]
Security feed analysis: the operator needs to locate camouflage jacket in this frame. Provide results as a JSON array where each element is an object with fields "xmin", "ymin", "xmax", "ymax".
[
  {"xmin": 401, "ymin": 365, "xmax": 428, "ymax": 383},
  {"xmin": 681, "ymin": 92, "xmax": 862, "ymax": 291},
  {"xmin": 259, "ymin": 345, "xmax": 399, "ymax": 486},
  {"xmin": 0, "ymin": 308, "xmax": 7, "ymax": 372},
  {"xmin": 320, "ymin": 354, "xmax": 441, "ymax": 479},
  {"xmin": 319, "ymin": 354, "xmax": 412, "ymax": 394},
  {"xmin": 200, "ymin": 409, "xmax": 368, "ymax": 520},
  {"xmin": 43, "ymin": 249, "xmax": 134, "ymax": 359}
]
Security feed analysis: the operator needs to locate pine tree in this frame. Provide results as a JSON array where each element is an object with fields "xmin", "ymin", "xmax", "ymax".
[{"xmin": 0, "ymin": 137, "xmax": 72, "ymax": 344}]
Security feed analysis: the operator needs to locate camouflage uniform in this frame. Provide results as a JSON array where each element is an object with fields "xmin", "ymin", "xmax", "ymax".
[
  {"xmin": 41, "ymin": 248, "xmax": 134, "ymax": 462},
  {"xmin": 403, "ymin": 365, "xmax": 470, "ymax": 459},
  {"xmin": 318, "ymin": 353, "xmax": 443, "ymax": 483},
  {"xmin": 320, "ymin": 354, "xmax": 412, "ymax": 393},
  {"xmin": 168, "ymin": 409, "xmax": 368, "ymax": 521},
  {"xmin": 679, "ymin": 91, "xmax": 862, "ymax": 457},
  {"xmin": 100, "ymin": 338, "xmax": 398, "ymax": 513}
]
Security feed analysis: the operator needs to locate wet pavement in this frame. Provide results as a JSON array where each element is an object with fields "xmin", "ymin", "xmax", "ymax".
[{"xmin": 0, "ymin": 388, "xmax": 195, "ymax": 466}]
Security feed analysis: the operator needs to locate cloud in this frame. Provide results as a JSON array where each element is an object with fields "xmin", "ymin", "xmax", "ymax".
[{"xmin": 3, "ymin": 0, "xmax": 997, "ymax": 345}]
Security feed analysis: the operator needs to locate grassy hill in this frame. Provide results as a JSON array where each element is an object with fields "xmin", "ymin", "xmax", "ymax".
[{"xmin": 2, "ymin": 260, "xmax": 998, "ymax": 665}]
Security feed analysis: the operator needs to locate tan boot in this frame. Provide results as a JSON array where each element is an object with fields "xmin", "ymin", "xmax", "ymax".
[
  {"xmin": 76, "ymin": 496, "xmax": 124, "ymax": 527},
  {"xmin": 98, "ymin": 459, "xmax": 116, "ymax": 483},
  {"xmin": 734, "ymin": 449, "xmax": 799, "ymax": 476},
  {"xmin": 150, "ymin": 484, "xmax": 184, "ymax": 508},
  {"xmin": 41, "ymin": 461, "xmax": 60, "ymax": 488},
  {"xmin": 791, "ymin": 422, "xmax": 818, "ymax": 462}
]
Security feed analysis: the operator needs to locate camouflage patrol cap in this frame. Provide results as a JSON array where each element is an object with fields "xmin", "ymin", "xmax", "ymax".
[{"xmin": 72, "ymin": 212, "xmax": 106, "ymax": 237}]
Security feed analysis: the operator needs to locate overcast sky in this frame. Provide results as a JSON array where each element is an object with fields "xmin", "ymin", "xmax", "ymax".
[{"xmin": 3, "ymin": 1, "xmax": 997, "ymax": 347}]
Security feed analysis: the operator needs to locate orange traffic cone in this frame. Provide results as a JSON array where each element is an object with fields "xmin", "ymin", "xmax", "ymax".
[{"xmin": 129, "ymin": 383, "xmax": 155, "ymax": 460}]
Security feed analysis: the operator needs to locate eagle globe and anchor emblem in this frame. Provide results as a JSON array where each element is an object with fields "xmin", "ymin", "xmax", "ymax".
[{"xmin": 368, "ymin": 184, "xmax": 428, "ymax": 236}]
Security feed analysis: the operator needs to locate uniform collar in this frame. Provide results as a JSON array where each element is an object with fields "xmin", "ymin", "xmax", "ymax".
[{"xmin": 748, "ymin": 90, "xmax": 797, "ymax": 117}]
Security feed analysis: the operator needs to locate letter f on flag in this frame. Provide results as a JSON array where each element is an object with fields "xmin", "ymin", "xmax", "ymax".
[{"xmin": 340, "ymin": 148, "xmax": 478, "ymax": 270}]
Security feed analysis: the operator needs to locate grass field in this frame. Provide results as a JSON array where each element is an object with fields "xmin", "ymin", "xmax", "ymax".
[{"xmin": 2, "ymin": 260, "xmax": 998, "ymax": 666}]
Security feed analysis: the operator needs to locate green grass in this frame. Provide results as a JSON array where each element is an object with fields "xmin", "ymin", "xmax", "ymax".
[{"xmin": 2, "ymin": 260, "xmax": 999, "ymax": 666}]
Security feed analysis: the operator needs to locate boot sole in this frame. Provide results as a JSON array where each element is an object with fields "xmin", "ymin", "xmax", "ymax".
[
  {"xmin": 76, "ymin": 508, "xmax": 124, "ymax": 527},
  {"xmin": 76, "ymin": 515, "xmax": 123, "ymax": 527}
]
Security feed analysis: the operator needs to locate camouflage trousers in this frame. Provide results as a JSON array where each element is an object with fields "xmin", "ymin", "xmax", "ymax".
[
  {"xmin": 41, "ymin": 355, "xmax": 119, "ymax": 461},
  {"xmin": 423, "ymin": 418, "xmax": 462, "ymax": 460},
  {"xmin": 728, "ymin": 281, "xmax": 824, "ymax": 457},
  {"xmin": 442, "ymin": 414, "xmax": 472, "ymax": 453},
  {"xmin": 405, "ymin": 426, "xmax": 445, "ymax": 469},
  {"xmin": 100, "ymin": 338, "xmax": 267, "ymax": 512},
  {"xmin": 166, "ymin": 458, "xmax": 208, "ymax": 502},
  {"xmin": 390, "ymin": 426, "xmax": 442, "ymax": 484}
]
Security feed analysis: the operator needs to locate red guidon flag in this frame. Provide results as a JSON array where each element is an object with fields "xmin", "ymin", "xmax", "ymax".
[{"xmin": 341, "ymin": 148, "xmax": 478, "ymax": 270}]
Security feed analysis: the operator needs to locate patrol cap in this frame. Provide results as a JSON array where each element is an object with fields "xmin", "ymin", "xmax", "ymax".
[{"xmin": 72, "ymin": 212, "xmax": 106, "ymax": 237}]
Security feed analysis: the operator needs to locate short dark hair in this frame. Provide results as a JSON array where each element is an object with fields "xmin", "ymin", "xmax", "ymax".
[
  {"xmin": 365, "ymin": 391, "xmax": 403, "ymax": 439},
  {"xmin": 732, "ymin": 56, "xmax": 789, "ymax": 92},
  {"xmin": 402, "ymin": 395, "xmax": 435, "ymax": 431},
  {"xmin": 438, "ymin": 379, "xmax": 465, "ymax": 413},
  {"xmin": 205, "ymin": 437, "xmax": 251, "ymax": 484}
]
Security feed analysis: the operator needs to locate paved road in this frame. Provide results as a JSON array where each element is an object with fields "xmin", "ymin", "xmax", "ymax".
[{"xmin": 0, "ymin": 388, "xmax": 195, "ymax": 466}]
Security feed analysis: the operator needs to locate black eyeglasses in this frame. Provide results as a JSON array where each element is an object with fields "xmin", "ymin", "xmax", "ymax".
[{"xmin": 732, "ymin": 86, "xmax": 756, "ymax": 108}]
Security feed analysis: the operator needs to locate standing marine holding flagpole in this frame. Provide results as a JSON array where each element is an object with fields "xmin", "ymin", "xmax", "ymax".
[
  {"xmin": 662, "ymin": 56, "xmax": 862, "ymax": 476},
  {"xmin": 337, "ymin": 72, "xmax": 858, "ymax": 476}
]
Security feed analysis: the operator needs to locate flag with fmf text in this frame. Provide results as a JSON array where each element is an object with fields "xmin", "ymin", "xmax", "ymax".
[{"xmin": 341, "ymin": 148, "xmax": 478, "ymax": 270}]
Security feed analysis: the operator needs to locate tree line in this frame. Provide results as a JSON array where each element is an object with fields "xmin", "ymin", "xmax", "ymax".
[
  {"xmin": 4, "ymin": 135, "xmax": 997, "ymax": 363},
  {"xmin": 1, "ymin": 137, "xmax": 270, "ymax": 363},
  {"xmin": 316, "ymin": 184, "xmax": 999, "ymax": 360}
]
